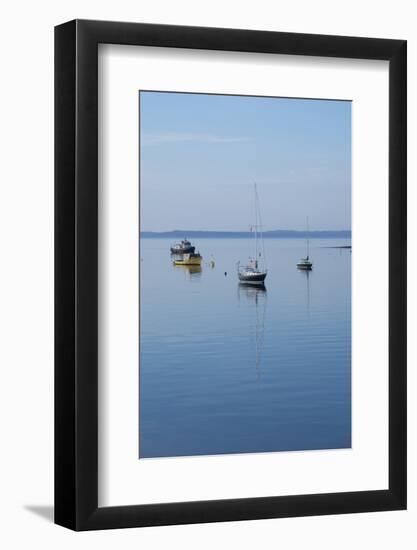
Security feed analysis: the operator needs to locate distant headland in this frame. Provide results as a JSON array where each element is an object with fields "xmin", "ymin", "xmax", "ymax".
[{"xmin": 141, "ymin": 229, "xmax": 351, "ymax": 239}]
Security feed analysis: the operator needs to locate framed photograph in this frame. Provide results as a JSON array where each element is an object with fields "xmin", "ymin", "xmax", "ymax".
[{"xmin": 55, "ymin": 20, "xmax": 406, "ymax": 530}]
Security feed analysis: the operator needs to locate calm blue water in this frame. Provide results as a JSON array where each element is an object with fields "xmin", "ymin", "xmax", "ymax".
[{"xmin": 139, "ymin": 238, "xmax": 351, "ymax": 458}]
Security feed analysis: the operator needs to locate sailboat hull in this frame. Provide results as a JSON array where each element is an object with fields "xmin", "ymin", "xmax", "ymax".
[
  {"xmin": 297, "ymin": 258, "xmax": 313, "ymax": 270},
  {"xmin": 238, "ymin": 271, "xmax": 267, "ymax": 284}
]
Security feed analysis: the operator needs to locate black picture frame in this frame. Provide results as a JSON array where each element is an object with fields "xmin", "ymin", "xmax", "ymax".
[{"xmin": 55, "ymin": 19, "xmax": 407, "ymax": 531}]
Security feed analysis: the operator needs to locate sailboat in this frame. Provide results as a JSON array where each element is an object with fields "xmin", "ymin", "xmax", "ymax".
[
  {"xmin": 297, "ymin": 217, "xmax": 313, "ymax": 270},
  {"xmin": 237, "ymin": 184, "xmax": 267, "ymax": 285}
]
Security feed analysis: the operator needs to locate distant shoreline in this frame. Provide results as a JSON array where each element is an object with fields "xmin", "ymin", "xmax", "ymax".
[
  {"xmin": 141, "ymin": 230, "xmax": 351, "ymax": 239},
  {"xmin": 323, "ymin": 245, "xmax": 352, "ymax": 249}
]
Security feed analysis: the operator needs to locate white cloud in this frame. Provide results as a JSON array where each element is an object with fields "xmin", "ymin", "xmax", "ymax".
[{"xmin": 142, "ymin": 132, "xmax": 249, "ymax": 146}]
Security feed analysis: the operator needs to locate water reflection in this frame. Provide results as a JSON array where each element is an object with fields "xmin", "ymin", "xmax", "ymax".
[
  {"xmin": 238, "ymin": 283, "xmax": 267, "ymax": 377},
  {"xmin": 140, "ymin": 238, "xmax": 352, "ymax": 457},
  {"xmin": 238, "ymin": 282, "xmax": 266, "ymax": 299},
  {"xmin": 298, "ymin": 268, "xmax": 311, "ymax": 315},
  {"xmin": 172, "ymin": 263, "xmax": 202, "ymax": 281}
]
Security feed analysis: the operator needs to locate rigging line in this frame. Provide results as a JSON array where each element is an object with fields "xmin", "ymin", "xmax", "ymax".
[
  {"xmin": 247, "ymin": 192, "xmax": 252, "ymax": 258},
  {"xmin": 247, "ymin": 184, "xmax": 252, "ymax": 259},
  {"xmin": 254, "ymin": 182, "xmax": 258, "ymax": 260},
  {"xmin": 256, "ymin": 183, "xmax": 267, "ymax": 269}
]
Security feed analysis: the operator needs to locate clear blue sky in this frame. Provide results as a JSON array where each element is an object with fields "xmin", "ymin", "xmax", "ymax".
[{"xmin": 140, "ymin": 91, "xmax": 351, "ymax": 232}]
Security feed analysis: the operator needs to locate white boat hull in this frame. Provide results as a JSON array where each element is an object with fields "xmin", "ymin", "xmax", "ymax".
[{"xmin": 238, "ymin": 271, "xmax": 267, "ymax": 284}]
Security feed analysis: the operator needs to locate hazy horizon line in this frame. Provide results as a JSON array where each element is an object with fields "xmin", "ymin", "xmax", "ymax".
[{"xmin": 141, "ymin": 228, "xmax": 351, "ymax": 236}]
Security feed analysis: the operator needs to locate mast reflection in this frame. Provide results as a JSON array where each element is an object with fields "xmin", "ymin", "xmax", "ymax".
[
  {"xmin": 298, "ymin": 268, "xmax": 311, "ymax": 316},
  {"xmin": 238, "ymin": 283, "xmax": 267, "ymax": 377}
]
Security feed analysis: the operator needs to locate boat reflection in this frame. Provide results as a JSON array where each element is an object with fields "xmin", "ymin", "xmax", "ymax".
[
  {"xmin": 238, "ymin": 283, "xmax": 267, "ymax": 377},
  {"xmin": 173, "ymin": 263, "xmax": 202, "ymax": 281},
  {"xmin": 238, "ymin": 282, "xmax": 267, "ymax": 301},
  {"xmin": 298, "ymin": 268, "xmax": 311, "ymax": 315}
]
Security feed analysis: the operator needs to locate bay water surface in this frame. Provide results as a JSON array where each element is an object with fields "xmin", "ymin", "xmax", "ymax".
[{"xmin": 139, "ymin": 237, "xmax": 351, "ymax": 458}]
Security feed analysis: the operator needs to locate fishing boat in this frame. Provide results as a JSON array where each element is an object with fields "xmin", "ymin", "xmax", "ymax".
[
  {"xmin": 173, "ymin": 252, "xmax": 202, "ymax": 266},
  {"xmin": 297, "ymin": 217, "xmax": 313, "ymax": 270},
  {"xmin": 238, "ymin": 184, "xmax": 267, "ymax": 285},
  {"xmin": 170, "ymin": 238, "xmax": 195, "ymax": 255}
]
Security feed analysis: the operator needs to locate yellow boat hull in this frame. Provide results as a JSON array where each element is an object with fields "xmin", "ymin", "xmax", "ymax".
[{"xmin": 173, "ymin": 257, "xmax": 202, "ymax": 266}]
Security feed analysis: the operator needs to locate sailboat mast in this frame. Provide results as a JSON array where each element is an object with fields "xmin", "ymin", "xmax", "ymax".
[
  {"xmin": 254, "ymin": 183, "xmax": 258, "ymax": 260},
  {"xmin": 254, "ymin": 183, "xmax": 267, "ymax": 269},
  {"xmin": 306, "ymin": 216, "xmax": 310, "ymax": 257},
  {"xmin": 239, "ymin": 183, "xmax": 268, "ymax": 283}
]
